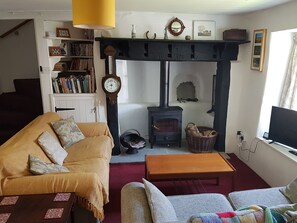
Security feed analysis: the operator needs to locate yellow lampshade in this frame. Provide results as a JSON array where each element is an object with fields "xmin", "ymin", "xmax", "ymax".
[{"xmin": 72, "ymin": 0, "xmax": 115, "ymax": 30}]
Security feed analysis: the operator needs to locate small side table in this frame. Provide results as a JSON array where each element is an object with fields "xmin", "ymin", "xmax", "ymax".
[{"xmin": 0, "ymin": 193, "xmax": 76, "ymax": 223}]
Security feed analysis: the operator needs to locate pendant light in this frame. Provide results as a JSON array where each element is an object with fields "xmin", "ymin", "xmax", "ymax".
[{"xmin": 72, "ymin": 0, "xmax": 115, "ymax": 30}]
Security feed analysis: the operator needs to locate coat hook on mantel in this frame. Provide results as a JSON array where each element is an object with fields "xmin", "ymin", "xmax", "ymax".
[{"xmin": 145, "ymin": 31, "xmax": 156, "ymax": 39}]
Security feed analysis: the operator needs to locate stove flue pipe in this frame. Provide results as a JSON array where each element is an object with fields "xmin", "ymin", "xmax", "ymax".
[{"xmin": 159, "ymin": 61, "xmax": 170, "ymax": 108}]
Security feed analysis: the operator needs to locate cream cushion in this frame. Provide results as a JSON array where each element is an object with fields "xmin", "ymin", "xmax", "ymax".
[
  {"xmin": 37, "ymin": 131, "xmax": 68, "ymax": 165},
  {"xmin": 280, "ymin": 177, "xmax": 297, "ymax": 203},
  {"xmin": 142, "ymin": 178, "xmax": 178, "ymax": 223}
]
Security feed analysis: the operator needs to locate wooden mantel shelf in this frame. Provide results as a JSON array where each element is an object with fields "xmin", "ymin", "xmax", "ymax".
[{"xmin": 96, "ymin": 37, "xmax": 250, "ymax": 62}]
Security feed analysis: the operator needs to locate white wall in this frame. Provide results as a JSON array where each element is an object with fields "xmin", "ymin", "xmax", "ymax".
[
  {"xmin": 226, "ymin": 0, "xmax": 297, "ymax": 186},
  {"xmin": 0, "ymin": 19, "xmax": 39, "ymax": 93}
]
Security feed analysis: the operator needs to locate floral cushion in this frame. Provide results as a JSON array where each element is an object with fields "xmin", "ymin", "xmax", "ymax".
[
  {"xmin": 37, "ymin": 131, "xmax": 68, "ymax": 165},
  {"xmin": 188, "ymin": 205, "xmax": 281, "ymax": 223},
  {"xmin": 270, "ymin": 203, "xmax": 297, "ymax": 223},
  {"xmin": 51, "ymin": 116, "xmax": 85, "ymax": 149},
  {"xmin": 29, "ymin": 155, "xmax": 69, "ymax": 175}
]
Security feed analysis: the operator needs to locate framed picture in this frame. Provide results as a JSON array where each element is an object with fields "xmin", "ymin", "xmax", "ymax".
[
  {"xmin": 56, "ymin": 28, "xmax": 71, "ymax": 38},
  {"xmin": 251, "ymin": 29, "xmax": 267, "ymax": 71},
  {"xmin": 193, "ymin": 20, "xmax": 216, "ymax": 40},
  {"xmin": 49, "ymin": 46, "xmax": 62, "ymax": 56}
]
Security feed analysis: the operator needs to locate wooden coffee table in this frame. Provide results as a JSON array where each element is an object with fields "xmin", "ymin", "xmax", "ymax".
[
  {"xmin": 0, "ymin": 193, "xmax": 76, "ymax": 223},
  {"xmin": 145, "ymin": 153, "xmax": 236, "ymax": 191}
]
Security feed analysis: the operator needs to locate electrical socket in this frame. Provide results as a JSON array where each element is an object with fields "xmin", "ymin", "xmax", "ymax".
[{"xmin": 236, "ymin": 131, "xmax": 244, "ymax": 142}]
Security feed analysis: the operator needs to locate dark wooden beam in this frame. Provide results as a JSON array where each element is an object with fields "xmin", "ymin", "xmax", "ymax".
[
  {"xmin": 96, "ymin": 37, "xmax": 249, "ymax": 62},
  {"xmin": 214, "ymin": 61, "xmax": 231, "ymax": 151}
]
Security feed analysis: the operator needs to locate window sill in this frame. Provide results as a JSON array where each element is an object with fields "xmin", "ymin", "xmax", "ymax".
[{"xmin": 257, "ymin": 137, "xmax": 297, "ymax": 163}]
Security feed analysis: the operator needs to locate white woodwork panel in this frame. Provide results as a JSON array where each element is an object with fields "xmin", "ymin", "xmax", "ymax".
[{"xmin": 50, "ymin": 94, "xmax": 99, "ymax": 122}]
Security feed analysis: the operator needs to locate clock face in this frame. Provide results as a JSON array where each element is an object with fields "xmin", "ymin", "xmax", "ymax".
[{"xmin": 104, "ymin": 77, "xmax": 120, "ymax": 93}]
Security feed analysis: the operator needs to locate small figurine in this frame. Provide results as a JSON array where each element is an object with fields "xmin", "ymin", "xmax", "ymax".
[
  {"xmin": 131, "ymin": 25, "xmax": 136, "ymax": 38},
  {"xmin": 145, "ymin": 31, "xmax": 156, "ymax": 39},
  {"xmin": 164, "ymin": 27, "xmax": 168, "ymax": 39},
  {"xmin": 185, "ymin": 35, "xmax": 191, "ymax": 40}
]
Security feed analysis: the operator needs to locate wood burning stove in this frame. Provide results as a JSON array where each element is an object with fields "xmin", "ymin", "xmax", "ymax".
[
  {"xmin": 147, "ymin": 61, "xmax": 183, "ymax": 148},
  {"xmin": 148, "ymin": 106, "xmax": 182, "ymax": 148}
]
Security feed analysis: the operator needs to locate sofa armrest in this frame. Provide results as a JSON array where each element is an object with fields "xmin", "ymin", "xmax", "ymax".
[
  {"xmin": 77, "ymin": 122, "xmax": 113, "ymax": 139},
  {"xmin": 121, "ymin": 182, "xmax": 153, "ymax": 223},
  {"xmin": 228, "ymin": 187, "xmax": 291, "ymax": 209}
]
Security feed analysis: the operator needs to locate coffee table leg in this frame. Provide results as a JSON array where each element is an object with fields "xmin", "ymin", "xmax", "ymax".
[{"xmin": 71, "ymin": 206, "xmax": 75, "ymax": 223}]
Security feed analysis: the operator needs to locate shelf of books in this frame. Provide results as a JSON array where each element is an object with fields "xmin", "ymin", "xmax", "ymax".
[
  {"xmin": 52, "ymin": 68, "xmax": 96, "ymax": 94},
  {"xmin": 47, "ymin": 34, "xmax": 96, "ymax": 94}
]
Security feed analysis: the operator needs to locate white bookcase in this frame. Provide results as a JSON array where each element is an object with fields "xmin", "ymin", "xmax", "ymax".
[{"xmin": 44, "ymin": 21, "xmax": 99, "ymax": 122}]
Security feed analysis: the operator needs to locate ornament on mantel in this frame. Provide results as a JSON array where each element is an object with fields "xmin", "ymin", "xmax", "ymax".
[
  {"xmin": 164, "ymin": 27, "xmax": 168, "ymax": 39},
  {"xmin": 185, "ymin": 35, "xmax": 191, "ymax": 40},
  {"xmin": 131, "ymin": 24, "xmax": 136, "ymax": 38},
  {"xmin": 145, "ymin": 31, "xmax": 156, "ymax": 39}
]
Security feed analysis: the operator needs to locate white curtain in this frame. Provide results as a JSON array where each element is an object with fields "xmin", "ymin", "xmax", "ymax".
[{"xmin": 280, "ymin": 33, "xmax": 297, "ymax": 110}]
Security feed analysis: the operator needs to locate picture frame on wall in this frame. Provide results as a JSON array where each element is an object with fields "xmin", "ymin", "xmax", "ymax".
[
  {"xmin": 49, "ymin": 46, "xmax": 62, "ymax": 56},
  {"xmin": 251, "ymin": 29, "xmax": 267, "ymax": 72},
  {"xmin": 56, "ymin": 28, "xmax": 71, "ymax": 38},
  {"xmin": 193, "ymin": 20, "xmax": 216, "ymax": 40}
]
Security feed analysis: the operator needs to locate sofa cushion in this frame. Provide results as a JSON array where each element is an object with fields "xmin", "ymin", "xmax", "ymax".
[
  {"xmin": 29, "ymin": 155, "xmax": 69, "ymax": 175},
  {"xmin": 37, "ymin": 131, "xmax": 68, "ymax": 165},
  {"xmin": 168, "ymin": 193, "xmax": 234, "ymax": 221},
  {"xmin": 280, "ymin": 177, "xmax": 297, "ymax": 203},
  {"xmin": 143, "ymin": 178, "xmax": 178, "ymax": 223},
  {"xmin": 51, "ymin": 116, "xmax": 85, "ymax": 149},
  {"xmin": 228, "ymin": 187, "xmax": 291, "ymax": 209},
  {"xmin": 64, "ymin": 136, "xmax": 112, "ymax": 162}
]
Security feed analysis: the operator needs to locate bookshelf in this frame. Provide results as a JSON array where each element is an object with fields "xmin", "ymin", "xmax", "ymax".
[
  {"xmin": 47, "ymin": 37, "xmax": 96, "ymax": 94},
  {"xmin": 44, "ymin": 21, "xmax": 99, "ymax": 122}
]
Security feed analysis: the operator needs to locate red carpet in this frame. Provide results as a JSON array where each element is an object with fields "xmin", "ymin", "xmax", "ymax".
[{"xmin": 103, "ymin": 153, "xmax": 270, "ymax": 223}]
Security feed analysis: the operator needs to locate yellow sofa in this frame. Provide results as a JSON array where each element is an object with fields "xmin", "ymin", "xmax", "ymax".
[{"xmin": 0, "ymin": 112, "xmax": 114, "ymax": 222}]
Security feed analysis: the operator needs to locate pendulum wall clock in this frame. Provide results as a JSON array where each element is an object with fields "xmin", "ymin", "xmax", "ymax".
[{"xmin": 102, "ymin": 45, "xmax": 121, "ymax": 155}]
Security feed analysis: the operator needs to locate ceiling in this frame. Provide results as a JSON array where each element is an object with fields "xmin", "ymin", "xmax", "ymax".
[{"xmin": 0, "ymin": 0, "xmax": 293, "ymax": 15}]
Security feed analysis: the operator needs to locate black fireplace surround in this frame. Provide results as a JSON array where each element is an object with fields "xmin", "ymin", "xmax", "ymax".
[{"xmin": 96, "ymin": 37, "xmax": 249, "ymax": 155}]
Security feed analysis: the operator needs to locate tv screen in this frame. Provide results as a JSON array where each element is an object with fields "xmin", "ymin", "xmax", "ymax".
[{"xmin": 268, "ymin": 106, "xmax": 297, "ymax": 149}]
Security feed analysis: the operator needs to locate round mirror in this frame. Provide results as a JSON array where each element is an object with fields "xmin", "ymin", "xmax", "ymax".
[{"xmin": 168, "ymin": 17, "xmax": 185, "ymax": 36}]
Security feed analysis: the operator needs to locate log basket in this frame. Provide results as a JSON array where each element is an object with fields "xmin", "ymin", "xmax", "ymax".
[{"xmin": 185, "ymin": 122, "xmax": 218, "ymax": 153}]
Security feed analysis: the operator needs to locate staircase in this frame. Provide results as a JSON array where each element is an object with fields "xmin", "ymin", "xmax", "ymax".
[{"xmin": 0, "ymin": 78, "xmax": 43, "ymax": 145}]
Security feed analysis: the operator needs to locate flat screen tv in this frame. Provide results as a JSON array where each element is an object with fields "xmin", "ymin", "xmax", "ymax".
[{"xmin": 268, "ymin": 106, "xmax": 297, "ymax": 149}]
